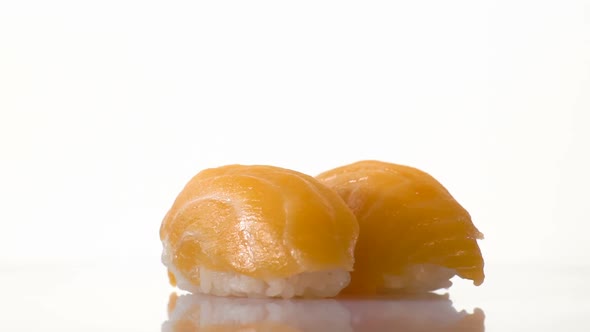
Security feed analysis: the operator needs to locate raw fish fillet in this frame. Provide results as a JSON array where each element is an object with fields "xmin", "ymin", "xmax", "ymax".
[{"xmin": 316, "ymin": 160, "xmax": 485, "ymax": 294}]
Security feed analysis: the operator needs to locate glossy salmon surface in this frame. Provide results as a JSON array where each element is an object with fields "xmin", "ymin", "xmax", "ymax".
[{"xmin": 316, "ymin": 160, "xmax": 485, "ymax": 294}]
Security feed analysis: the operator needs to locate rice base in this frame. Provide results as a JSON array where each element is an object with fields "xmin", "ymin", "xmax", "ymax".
[
  {"xmin": 162, "ymin": 244, "xmax": 351, "ymax": 298},
  {"xmin": 382, "ymin": 264, "xmax": 457, "ymax": 292}
]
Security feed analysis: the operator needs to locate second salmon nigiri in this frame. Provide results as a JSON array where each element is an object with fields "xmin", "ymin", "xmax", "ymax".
[
  {"xmin": 160, "ymin": 164, "xmax": 359, "ymax": 298},
  {"xmin": 316, "ymin": 160, "xmax": 485, "ymax": 294}
]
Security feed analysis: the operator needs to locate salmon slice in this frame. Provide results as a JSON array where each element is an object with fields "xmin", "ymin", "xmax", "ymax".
[
  {"xmin": 159, "ymin": 164, "xmax": 359, "ymax": 298},
  {"xmin": 316, "ymin": 160, "xmax": 485, "ymax": 294}
]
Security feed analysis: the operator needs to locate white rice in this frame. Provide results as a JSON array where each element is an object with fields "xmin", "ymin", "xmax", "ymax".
[
  {"xmin": 200, "ymin": 267, "xmax": 350, "ymax": 298},
  {"xmin": 382, "ymin": 264, "xmax": 457, "ymax": 292},
  {"xmin": 162, "ymin": 293, "xmax": 353, "ymax": 332},
  {"xmin": 162, "ymin": 242, "xmax": 351, "ymax": 298}
]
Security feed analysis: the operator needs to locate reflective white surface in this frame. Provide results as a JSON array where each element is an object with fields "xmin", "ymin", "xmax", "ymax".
[
  {"xmin": 2, "ymin": 1, "xmax": 589, "ymax": 331},
  {"xmin": 1, "ymin": 261, "xmax": 588, "ymax": 331}
]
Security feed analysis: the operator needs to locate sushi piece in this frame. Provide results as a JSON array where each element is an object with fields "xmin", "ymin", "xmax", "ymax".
[
  {"xmin": 162, "ymin": 292, "xmax": 353, "ymax": 332},
  {"xmin": 316, "ymin": 160, "xmax": 485, "ymax": 294},
  {"xmin": 159, "ymin": 164, "xmax": 359, "ymax": 298}
]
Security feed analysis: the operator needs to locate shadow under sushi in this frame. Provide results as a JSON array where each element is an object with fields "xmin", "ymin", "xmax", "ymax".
[{"xmin": 162, "ymin": 292, "xmax": 485, "ymax": 332}]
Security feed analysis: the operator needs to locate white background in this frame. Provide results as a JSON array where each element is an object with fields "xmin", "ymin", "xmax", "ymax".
[{"xmin": 1, "ymin": 1, "xmax": 589, "ymax": 271}]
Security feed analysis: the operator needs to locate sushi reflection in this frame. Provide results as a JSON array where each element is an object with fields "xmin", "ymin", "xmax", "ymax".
[
  {"xmin": 342, "ymin": 293, "xmax": 485, "ymax": 332},
  {"xmin": 162, "ymin": 293, "xmax": 353, "ymax": 332},
  {"xmin": 162, "ymin": 292, "xmax": 485, "ymax": 332}
]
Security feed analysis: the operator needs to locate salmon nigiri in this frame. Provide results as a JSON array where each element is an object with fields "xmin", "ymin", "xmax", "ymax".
[
  {"xmin": 159, "ymin": 164, "xmax": 359, "ymax": 298},
  {"xmin": 316, "ymin": 160, "xmax": 485, "ymax": 294}
]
